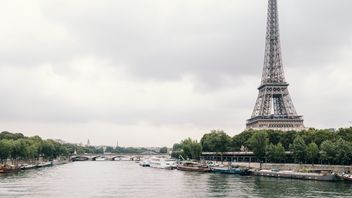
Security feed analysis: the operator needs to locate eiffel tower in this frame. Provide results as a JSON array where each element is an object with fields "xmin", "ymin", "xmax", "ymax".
[{"xmin": 246, "ymin": 0, "xmax": 305, "ymax": 131}]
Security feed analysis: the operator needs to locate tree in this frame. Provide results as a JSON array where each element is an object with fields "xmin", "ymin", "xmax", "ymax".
[
  {"xmin": 291, "ymin": 136, "xmax": 306, "ymax": 163},
  {"xmin": 171, "ymin": 143, "xmax": 183, "ymax": 158},
  {"xmin": 313, "ymin": 129, "xmax": 336, "ymax": 146},
  {"xmin": 306, "ymin": 142, "xmax": 319, "ymax": 164},
  {"xmin": 266, "ymin": 144, "xmax": 275, "ymax": 162},
  {"xmin": 267, "ymin": 130, "xmax": 283, "ymax": 145},
  {"xmin": 0, "ymin": 131, "xmax": 25, "ymax": 140},
  {"xmin": 105, "ymin": 146, "xmax": 115, "ymax": 153},
  {"xmin": 41, "ymin": 140, "xmax": 55, "ymax": 159},
  {"xmin": 27, "ymin": 143, "xmax": 39, "ymax": 161},
  {"xmin": 0, "ymin": 131, "xmax": 125, "ymax": 162},
  {"xmin": 200, "ymin": 130, "xmax": 231, "ymax": 153},
  {"xmin": 274, "ymin": 143, "xmax": 286, "ymax": 163},
  {"xmin": 159, "ymin": 147, "xmax": 168, "ymax": 154},
  {"xmin": 182, "ymin": 138, "xmax": 202, "ymax": 160},
  {"xmin": 247, "ymin": 131, "xmax": 268, "ymax": 162},
  {"xmin": 175, "ymin": 138, "xmax": 202, "ymax": 160},
  {"xmin": 11, "ymin": 139, "xmax": 23, "ymax": 163},
  {"xmin": 320, "ymin": 140, "xmax": 336, "ymax": 164},
  {"xmin": 18, "ymin": 139, "xmax": 31, "ymax": 160},
  {"xmin": 266, "ymin": 143, "xmax": 285, "ymax": 163},
  {"xmin": 231, "ymin": 130, "xmax": 253, "ymax": 151},
  {"xmin": 336, "ymin": 128, "xmax": 352, "ymax": 142},
  {"xmin": 335, "ymin": 138, "xmax": 352, "ymax": 165},
  {"xmin": 172, "ymin": 143, "xmax": 182, "ymax": 151},
  {"xmin": 0, "ymin": 140, "xmax": 12, "ymax": 164},
  {"xmin": 62, "ymin": 143, "xmax": 75, "ymax": 155},
  {"xmin": 280, "ymin": 131, "xmax": 297, "ymax": 150}
]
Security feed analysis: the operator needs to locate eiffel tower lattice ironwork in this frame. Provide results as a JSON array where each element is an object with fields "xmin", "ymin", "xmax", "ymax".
[{"xmin": 246, "ymin": 0, "xmax": 304, "ymax": 131}]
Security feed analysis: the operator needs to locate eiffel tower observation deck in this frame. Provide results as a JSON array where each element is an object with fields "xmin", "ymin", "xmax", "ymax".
[{"xmin": 246, "ymin": 0, "xmax": 305, "ymax": 131}]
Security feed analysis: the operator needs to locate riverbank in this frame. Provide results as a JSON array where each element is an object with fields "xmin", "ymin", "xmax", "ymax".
[{"xmin": 0, "ymin": 158, "xmax": 70, "ymax": 174}]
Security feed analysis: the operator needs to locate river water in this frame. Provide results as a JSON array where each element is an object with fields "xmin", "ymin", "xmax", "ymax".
[{"xmin": 1, "ymin": 161, "xmax": 352, "ymax": 198}]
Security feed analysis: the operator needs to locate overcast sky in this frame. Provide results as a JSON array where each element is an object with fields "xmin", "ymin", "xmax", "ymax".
[{"xmin": 0, "ymin": 0, "xmax": 351, "ymax": 147}]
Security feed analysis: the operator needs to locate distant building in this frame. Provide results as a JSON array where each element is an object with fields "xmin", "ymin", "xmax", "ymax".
[
  {"xmin": 86, "ymin": 139, "xmax": 90, "ymax": 147},
  {"xmin": 328, "ymin": 128, "xmax": 336, "ymax": 132},
  {"xmin": 54, "ymin": 139, "xmax": 66, "ymax": 144}
]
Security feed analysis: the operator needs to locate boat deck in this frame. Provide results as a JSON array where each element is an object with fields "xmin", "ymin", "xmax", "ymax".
[{"xmin": 252, "ymin": 170, "xmax": 337, "ymax": 181}]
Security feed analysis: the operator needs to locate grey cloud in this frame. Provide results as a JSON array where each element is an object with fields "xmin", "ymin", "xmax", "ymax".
[
  {"xmin": 34, "ymin": 1, "xmax": 266, "ymax": 83},
  {"xmin": 3, "ymin": 0, "xmax": 351, "ymax": 82},
  {"xmin": 280, "ymin": 0, "xmax": 352, "ymax": 68}
]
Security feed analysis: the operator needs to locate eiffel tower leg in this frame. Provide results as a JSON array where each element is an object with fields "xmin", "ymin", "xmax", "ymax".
[
  {"xmin": 282, "ymin": 90, "xmax": 297, "ymax": 116},
  {"xmin": 251, "ymin": 93, "xmax": 263, "ymax": 118}
]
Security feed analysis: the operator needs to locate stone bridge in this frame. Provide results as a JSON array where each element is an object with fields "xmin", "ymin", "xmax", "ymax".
[{"xmin": 70, "ymin": 153, "xmax": 165, "ymax": 161}]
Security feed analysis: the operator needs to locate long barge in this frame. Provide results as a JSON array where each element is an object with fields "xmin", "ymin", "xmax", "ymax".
[
  {"xmin": 212, "ymin": 166, "xmax": 250, "ymax": 175},
  {"xmin": 177, "ymin": 162, "xmax": 211, "ymax": 172},
  {"xmin": 252, "ymin": 169, "xmax": 337, "ymax": 181}
]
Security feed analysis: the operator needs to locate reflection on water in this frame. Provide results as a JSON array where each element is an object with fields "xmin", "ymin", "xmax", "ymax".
[
  {"xmin": 207, "ymin": 174, "xmax": 231, "ymax": 196},
  {"xmin": 1, "ymin": 161, "xmax": 352, "ymax": 198},
  {"xmin": 252, "ymin": 176, "xmax": 352, "ymax": 198}
]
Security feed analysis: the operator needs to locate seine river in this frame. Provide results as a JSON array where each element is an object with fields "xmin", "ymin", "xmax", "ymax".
[{"xmin": 1, "ymin": 161, "xmax": 352, "ymax": 198}]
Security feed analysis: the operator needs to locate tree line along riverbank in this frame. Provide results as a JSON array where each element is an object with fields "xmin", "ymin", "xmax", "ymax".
[
  {"xmin": 0, "ymin": 131, "xmax": 167, "ymax": 166},
  {"xmin": 171, "ymin": 128, "xmax": 352, "ymax": 165}
]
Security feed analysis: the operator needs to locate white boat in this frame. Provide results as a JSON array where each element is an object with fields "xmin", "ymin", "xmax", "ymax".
[
  {"xmin": 206, "ymin": 161, "xmax": 220, "ymax": 167},
  {"xmin": 37, "ymin": 161, "xmax": 53, "ymax": 168},
  {"xmin": 341, "ymin": 173, "xmax": 352, "ymax": 182},
  {"xmin": 149, "ymin": 156, "xmax": 177, "ymax": 169},
  {"xmin": 20, "ymin": 164, "xmax": 37, "ymax": 170},
  {"xmin": 139, "ymin": 159, "xmax": 150, "ymax": 167}
]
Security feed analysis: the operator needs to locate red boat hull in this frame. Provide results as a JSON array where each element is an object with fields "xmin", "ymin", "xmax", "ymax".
[{"xmin": 0, "ymin": 166, "xmax": 21, "ymax": 173}]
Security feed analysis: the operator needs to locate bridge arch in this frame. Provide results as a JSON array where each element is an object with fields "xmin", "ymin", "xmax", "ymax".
[{"xmin": 71, "ymin": 156, "xmax": 89, "ymax": 161}]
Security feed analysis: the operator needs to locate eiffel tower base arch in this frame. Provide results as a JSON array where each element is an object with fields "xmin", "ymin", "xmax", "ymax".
[{"xmin": 246, "ymin": 116, "xmax": 305, "ymax": 131}]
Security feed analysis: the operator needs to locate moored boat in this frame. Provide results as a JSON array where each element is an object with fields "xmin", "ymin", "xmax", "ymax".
[
  {"xmin": 36, "ymin": 161, "xmax": 53, "ymax": 168},
  {"xmin": 0, "ymin": 165, "xmax": 21, "ymax": 173},
  {"xmin": 149, "ymin": 156, "xmax": 177, "ymax": 169},
  {"xmin": 139, "ymin": 159, "xmax": 151, "ymax": 167},
  {"xmin": 20, "ymin": 164, "xmax": 37, "ymax": 170},
  {"xmin": 177, "ymin": 161, "xmax": 211, "ymax": 172},
  {"xmin": 206, "ymin": 161, "xmax": 220, "ymax": 167},
  {"xmin": 212, "ymin": 166, "xmax": 250, "ymax": 175},
  {"xmin": 340, "ymin": 173, "xmax": 352, "ymax": 182},
  {"xmin": 252, "ymin": 169, "xmax": 336, "ymax": 181}
]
